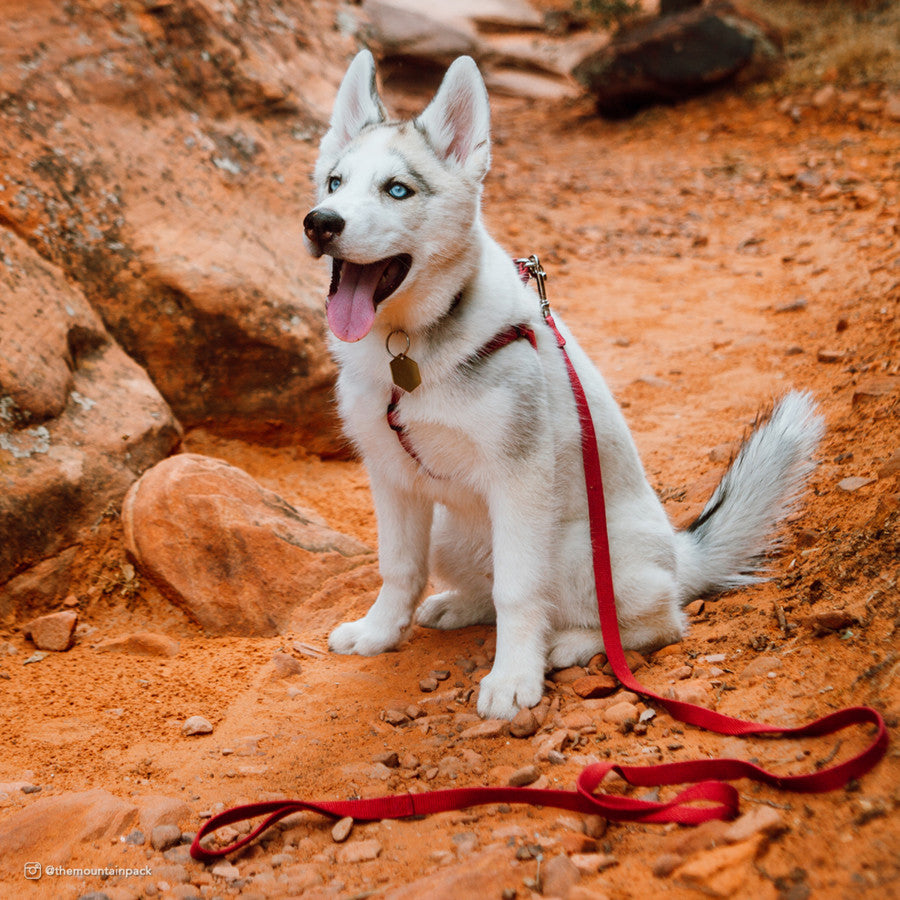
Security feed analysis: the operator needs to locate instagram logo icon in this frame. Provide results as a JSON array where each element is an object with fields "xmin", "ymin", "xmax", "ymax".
[{"xmin": 23, "ymin": 862, "xmax": 42, "ymax": 880}]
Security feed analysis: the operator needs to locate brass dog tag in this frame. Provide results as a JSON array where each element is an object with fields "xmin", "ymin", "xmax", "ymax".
[{"xmin": 390, "ymin": 353, "xmax": 422, "ymax": 393}]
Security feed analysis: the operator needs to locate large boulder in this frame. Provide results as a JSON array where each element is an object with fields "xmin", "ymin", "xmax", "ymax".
[
  {"xmin": 573, "ymin": 1, "xmax": 783, "ymax": 118},
  {"xmin": 122, "ymin": 454, "xmax": 373, "ymax": 636},
  {"xmin": 358, "ymin": 0, "xmax": 609, "ymax": 100},
  {"xmin": 0, "ymin": 0, "xmax": 353, "ymax": 453},
  {"xmin": 0, "ymin": 789, "xmax": 139, "ymax": 875},
  {"xmin": 0, "ymin": 230, "xmax": 181, "ymax": 613}
]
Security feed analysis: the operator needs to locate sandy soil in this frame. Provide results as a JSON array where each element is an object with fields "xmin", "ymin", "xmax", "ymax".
[{"xmin": 2, "ymin": 60, "xmax": 899, "ymax": 900}]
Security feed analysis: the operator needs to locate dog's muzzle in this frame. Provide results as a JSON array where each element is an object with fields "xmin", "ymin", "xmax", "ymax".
[{"xmin": 303, "ymin": 208, "xmax": 345, "ymax": 256}]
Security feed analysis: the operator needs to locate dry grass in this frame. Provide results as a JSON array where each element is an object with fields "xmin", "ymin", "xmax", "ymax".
[{"xmin": 745, "ymin": 0, "xmax": 900, "ymax": 87}]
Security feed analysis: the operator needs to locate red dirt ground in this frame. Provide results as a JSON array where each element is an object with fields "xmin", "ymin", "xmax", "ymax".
[{"xmin": 2, "ymin": 35, "xmax": 898, "ymax": 900}]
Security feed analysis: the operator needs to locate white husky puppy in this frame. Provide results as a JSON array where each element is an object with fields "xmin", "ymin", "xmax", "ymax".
[{"xmin": 303, "ymin": 50, "xmax": 824, "ymax": 721}]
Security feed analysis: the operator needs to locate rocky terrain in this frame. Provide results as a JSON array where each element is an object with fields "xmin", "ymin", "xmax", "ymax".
[{"xmin": 1, "ymin": 1, "xmax": 898, "ymax": 898}]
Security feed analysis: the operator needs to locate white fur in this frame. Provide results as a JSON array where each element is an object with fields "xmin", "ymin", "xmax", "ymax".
[{"xmin": 305, "ymin": 51, "xmax": 825, "ymax": 720}]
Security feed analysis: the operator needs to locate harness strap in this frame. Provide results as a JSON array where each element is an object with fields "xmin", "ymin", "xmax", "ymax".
[
  {"xmin": 190, "ymin": 262, "xmax": 888, "ymax": 865},
  {"xmin": 387, "ymin": 323, "xmax": 537, "ymax": 475}
]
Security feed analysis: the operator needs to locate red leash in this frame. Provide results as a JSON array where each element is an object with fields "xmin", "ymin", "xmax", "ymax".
[{"xmin": 190, "ymin": 257, "xmax": 888, "ymax": 864}]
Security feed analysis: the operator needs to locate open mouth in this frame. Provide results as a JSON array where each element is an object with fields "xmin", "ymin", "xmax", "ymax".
[{"xmin": 326, "ymin": 254, "xmax": 412, "ymax": 343}]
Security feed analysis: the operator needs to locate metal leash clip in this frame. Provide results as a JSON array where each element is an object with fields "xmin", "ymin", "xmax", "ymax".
[{"xmin": 515, "ymin": 254, "xmax": 550, "ymax": 318}]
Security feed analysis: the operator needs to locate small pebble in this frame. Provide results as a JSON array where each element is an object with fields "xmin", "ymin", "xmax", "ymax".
[
  {"xmin": 151, "ymin": 823, "xmax": 182, "ymax": 852},
  {"xmin": 336, "ymin": 838, "xmax": 381, "ymax": 864},
  {"xmin": 602, "ymin": 701, "xmax": 638, "ymax": 727},
  {"xmin": 182, "ymin": 715, "xmax": 213, "ymax": 736},
  {"xmin": 509, "ymin": 707, "xmax": 539, "ymax": 738},
  {"xmin": 508, "ymin": 764, "xmax": 540, "ymax": 787},
  {"xmin": 373, "ymin": 751, "xmax": 400, "ymax": 768},
  {"xmin": 382, "ymin": 708, "xmax": 409, "ymax": 726},
  {"xmin": 211, "ymin": 862, "xmax": 241, "ymax": 880},
  {"xmin": 331, "ymin": 816, "xmax": 353, "ymax": 843}
]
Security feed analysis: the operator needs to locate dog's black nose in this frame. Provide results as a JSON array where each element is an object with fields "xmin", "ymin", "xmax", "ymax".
[{"xmin": 303, "ymin": 208, "xmax": 345, "ymax": 252}]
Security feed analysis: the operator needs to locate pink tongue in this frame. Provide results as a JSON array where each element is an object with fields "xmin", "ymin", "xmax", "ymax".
[{"xmin": 326, "ymin": 259, "xmax": 391, "ymax": 342}]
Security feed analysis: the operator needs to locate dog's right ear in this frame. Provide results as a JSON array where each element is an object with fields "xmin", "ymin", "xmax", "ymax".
[{"xmin": 320, "ymin": 50, "xmax": 386, "ymax": 162}]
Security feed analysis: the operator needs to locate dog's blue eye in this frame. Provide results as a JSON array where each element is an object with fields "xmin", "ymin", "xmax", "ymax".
[
  {"xmin": 327, "ymin": 176, "xmax": 341, "ymax": 193},
  {"xmin": 386, "ymin": 182, "xmax": 413, "ymax": 200}
]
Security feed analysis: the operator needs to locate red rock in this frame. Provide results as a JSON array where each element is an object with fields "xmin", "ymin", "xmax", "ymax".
[
  {"xmin": 382, "ymin": 847, "xmax": 516, "ymax": 899},
  {"xmin": 458, "ymin": 719, "xmax": 509, "ymax": 739},
  {"xmin": 137, "ymin": 795, "xmax": 192, "ymax": 834},
  {"xmin": 550, "ymin": 666, "xmax": 588, "ymax": 684},
  {"xmin": 331, "ymin": 816, "xmax": 353, "ymax": 843},
  {"xmin": 128, "ymin": 207, "xmax": 343, "ymax": 453},
  {"xmin": 559, "ymin": 830, "xmax": 599, "ymax": 854},
  {"xmin": 0, "ymin": 231, "xmax": 181, "ymax": 589},
  {"xmin": 739, "ymin": 655, "xmax": 782, "ymax": 681},
  {"xmin": 0, "ymin": 789, "xmax": 138, "ymax": 874},
  {"xmin": 272, "ymin": 652, "xmax": 303, "ymax": 677},
  {"xmin": 509, "ymin": 706, "xmax": 540, "ymax": 738},
  {"xmin": 335, "ymin": 838, "xmax": 382, "ymax": 864},
  {"xmin": 583, "ymin": 814, "xmax": 608, "ymax": 839},
  {"xmin": 573, "ymin": 1, "xmax": 783, "ymax": 118},
  {"xmin": 570, "ymin": 851, "xmax": 617, "ymax": 873},
  {"xmin": 562, "ymin": 710, "xmax": 595, "ymax": 730},
  {"xmin": 662, "ymin": 817, "xmax": 731, "ymax": 858},
  {"xmin": 542, "ymin": 852, "xmax": 581, "ymax": 898},
  {"xmin": 723, "ymin": 805, "xmax": 786, "ymax": 843},
  {"xmin": 97, "ymin": 632, "xmax": 180, "ymax": 657},
  {"xmin": 809, "ymin": 609, "xmax": 858, "ymax": 634},
  {"xmin": 533, "ymin": 728, "xmax": 569, "ymax": 759},
  {"xmin": 601, "ymin": 649, "xmax": 646, "ymax": 675},
  {"xmin": 665, "ymin": 681, "xmax": 711, "ymax": 705},
  {"xmin": 837, "ymin": 476, "xmax": 874, "ymax": 492},
  {"xmin": 0, "ymin": 0, "xmax": 345, "ymax": 455},
  {"xmin": 878, "ymin": 450, "xmax": 900, "ymax": 480},
  {"xmin": 851, "ymin": 377, "xmax": 896, "ymax": 407},
  {"xmin": 571, "ymin": 674, "xmax": 618, "ymax": 699},
  {"xmin": 602, "ymin": 701, "xmax": 639, "ymax": 727},
  {"xmin": 182, "ymin": 715, "xmax": 213, "ymax": 736},
  {"xmin": 0, "ymin": 548, "xmax": 79, "ymax": 628},
  {"xmin": 674, "ymin": 835, "xmax": 763, "ymax": 897},
  {"xmin": 122, "ymin": 454, "xmax": 372, "ymax": 635},
  {"xmin": 25, "ymin": 610, "xmax": 77, "ymax": 651},
  {"xmin": 508, "ymin": 764, "xmax": 541, "ymax": 787}
]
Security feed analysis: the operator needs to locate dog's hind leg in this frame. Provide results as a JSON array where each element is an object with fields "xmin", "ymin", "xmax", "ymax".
[
  {"xmin": 546, "ymin": 628, "xmax": 605, "ymax": 669},
  {"xmin": 417, "ymin": 504, "xmax": 496, "ymax": 629},
  {"xmin": 547, "ymin": 561, "xmax": 685, "ymax": 669}
]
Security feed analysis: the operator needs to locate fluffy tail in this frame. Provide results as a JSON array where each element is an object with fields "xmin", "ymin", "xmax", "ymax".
[{"xmin": 675, "ymin": 390, "xmax": 825, "ymax": 602}]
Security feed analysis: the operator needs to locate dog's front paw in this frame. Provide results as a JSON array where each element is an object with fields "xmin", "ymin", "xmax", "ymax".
[
  {"xmin": 328, "ymin": 616, "xmax": 408, "ymax": 656},
  {"xmin": 476, "ymin": 666, "xmax": 545, "ymax": 720}
]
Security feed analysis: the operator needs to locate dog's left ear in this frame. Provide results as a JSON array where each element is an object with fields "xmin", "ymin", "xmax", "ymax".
[
  {"xmin": 416, "ymin": 56, "xmax": 491, "ymax": 180},
  {"xmin": 320, "ymin": 50, "xmax": 386, "ymax": 163}
]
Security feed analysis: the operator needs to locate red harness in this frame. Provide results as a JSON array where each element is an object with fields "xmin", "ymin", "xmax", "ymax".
[{"xmin": 190, "ymin": 260, "xmax": 888, "ymax": 864}]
